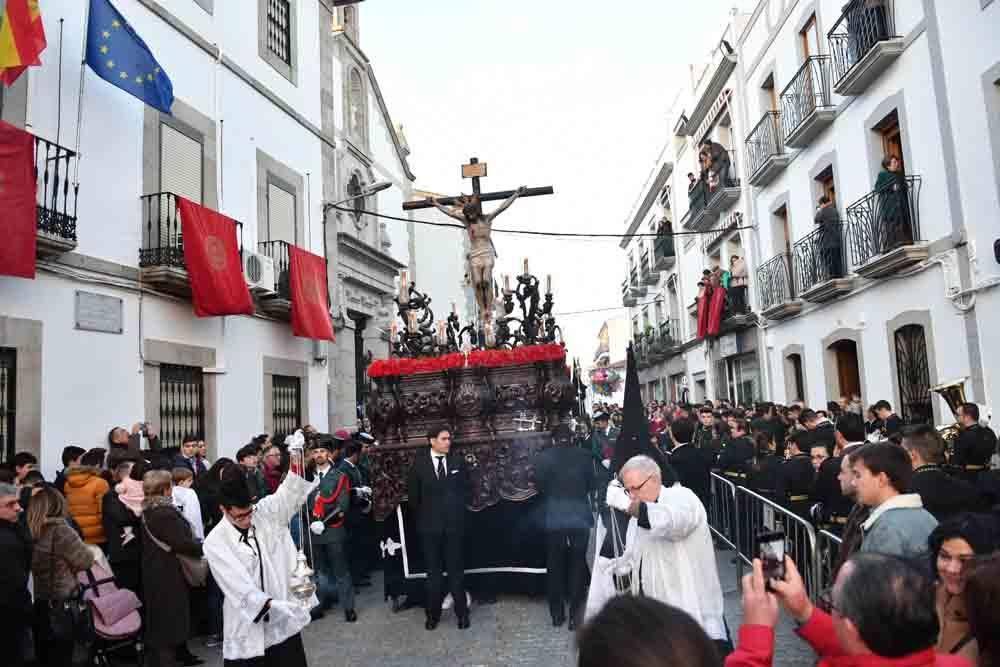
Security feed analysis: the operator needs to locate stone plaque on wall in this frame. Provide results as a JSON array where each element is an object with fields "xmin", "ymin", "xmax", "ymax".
[{"xmin": 74, "ymin": 290, "xmax": 124, "ymax": 334}]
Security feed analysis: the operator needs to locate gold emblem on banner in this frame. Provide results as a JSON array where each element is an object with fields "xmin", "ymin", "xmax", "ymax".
[
  {"xmin": 204, "ymin": 235, "xmax": 228, "ymax": 272},
  {"xmin": 302, "ymin": 270, "xmax": 324, "ymax": 305}
]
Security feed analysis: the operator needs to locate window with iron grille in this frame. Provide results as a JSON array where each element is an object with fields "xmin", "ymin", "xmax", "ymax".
[
  {"xmin": 266, "ymin": 0, "xmax": 292, "ymax": 65},
  {"xmin": 894, "ymin": 324, "xmax": 932, "ymax": 426},
  {"xmin": 272, "ymin": 375, "xmax": 301, "ymax": 441},
  {"xmin": 0, "ymin": 349, "xmax": 16, "ymax": 465},
  {"xmin": 159, "ymin": 364, "xmax": 205, "ymax": 449}
]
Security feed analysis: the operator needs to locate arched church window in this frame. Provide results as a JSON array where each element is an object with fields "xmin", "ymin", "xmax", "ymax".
[
  {"xmin": 349, "ymin": 68, "xmax": 366, "ymax": 142},
  {"xmin": 894, "ymin": 324, "xmax": 932, "ymax": 425}
]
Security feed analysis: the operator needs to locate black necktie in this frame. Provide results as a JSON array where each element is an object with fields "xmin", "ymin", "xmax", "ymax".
[{"xmin": 435, "ymin": 456, "xmax": 445, "ymax": 481}]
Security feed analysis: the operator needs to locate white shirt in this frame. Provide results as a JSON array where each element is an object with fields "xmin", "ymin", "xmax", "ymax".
[
  {"xmin": 172, "ymin": 484, "xmax": 205, "ymax": 541},
  {"xmin": 203, "ymin": 472, "xmax": 318, "ymax": 660},
  {"xmin": 430, "ymin": 451, "xmax": 448, "ymax": 478},
  {"xmin": 313, "ymin": 463, "xmax": 332, "ymax": 481}
]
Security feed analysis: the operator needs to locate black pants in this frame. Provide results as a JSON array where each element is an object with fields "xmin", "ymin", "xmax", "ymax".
[
  {"xmin": 421, "ymin": 529, "xmax": 466, "ymax": 620},
  {"xmin": 545, "ymin": 527, "xmax": 589, "ymax": 620},
  {"xmin": 32, "ymin": 599, "xmax": 75, "ymax": 667},
  {"xmin": 223, "ymin": 632, "xmax": 307, "ymax": 667}
]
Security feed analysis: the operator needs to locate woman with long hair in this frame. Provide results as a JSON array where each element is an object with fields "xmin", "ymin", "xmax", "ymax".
[
  {"xmin": 28, "ymin": 486, "xmax": 95, "ymax": 667},
  {"xmin": 928, "ymin": 513, "xmax": 999, "ymax": 663},
  {"xmin": 141, "ymin": 470, "xmax": 204, "ymax": 667},
  {"xmin": 966, "ymin": 552, "xmax": 1000, "ymax": 667}
]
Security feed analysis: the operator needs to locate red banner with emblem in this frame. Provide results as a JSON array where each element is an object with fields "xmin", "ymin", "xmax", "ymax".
[
  {"xmin": 0, "ymin": 120, "xmax": 36, "ymax": 279},
  {"xmin": 177, "ymin": 197, "xmax": 254, "ymax": 317},
  {"xmin": 289, "ymin": 245, "xmax": 334, "ymax": 341}
]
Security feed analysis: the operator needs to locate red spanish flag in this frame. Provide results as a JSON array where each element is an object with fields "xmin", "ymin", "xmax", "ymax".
[
  {"xmin": 0, "ymin": 0, "xmax": 47, "ymax": 86},
  {"xmin": 289, "ymin": 245, "xmax": 335, "ymax": 341},
  {"xmin": 177, "ymin": 197, "xmax": 254, "ymax": 318},
  {"xmin": 0, "ymin": 120, "xmax": 36, "ymax": 279}
]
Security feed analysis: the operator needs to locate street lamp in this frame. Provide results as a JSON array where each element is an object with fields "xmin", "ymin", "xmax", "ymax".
[{"xmin": 322, "ymin": 180, "xmax": 392, "ymax": 213}]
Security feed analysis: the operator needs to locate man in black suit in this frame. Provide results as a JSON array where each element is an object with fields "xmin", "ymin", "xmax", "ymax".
[
  {"xmin": 953, "ymin": 402, "xmax": 998, "ymax": 480},
  {"xmin": 534, "ymin": 424, "xmax": 596, "ymax": 630},
  {"xmin": 665, "ymin": 418, "xmax": 712, "ymax": 510},
  {"xmin": 406, "ymin": 425, "xmax": 470, "ymax": 630},
  {"xmin": 776, "ymin": 430, "xmax": 815, "ymax": 519},
  {"xmin": 873, "ymin": 400, "xmax": 904, "ymax": 440},
  {"xmin": 901, "ymin": 424, "xmax": 984, "ymax": 521}
]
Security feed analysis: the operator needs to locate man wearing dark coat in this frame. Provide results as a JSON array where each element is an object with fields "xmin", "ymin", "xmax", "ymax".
[
  {"xmin": 814, "ymin": 195, "xmax": 844, "ymax": 281},
  {"xmin": 718, "ymin": 418, "xmax": 754, "ymax": 480},
  {"xmin": 953, "ymin": 402, "xmax": 998, "ymax": 479},
  {"xmin": 306, "ymin": 434, "xmax": 355, "ymax": 622},
  {"xmin": 776, "ymin": 431, "xmax": 816, "ymax": 518},
  {"xmin": 902, "ymin": 424, "xmax": 985, "ymax": 521},
  {"xmin": 666, "ymin": 418, "xmax": 714, "ymax": 510},
  {"xmin": 534, "ymin": 424, "xmax": 597, "ymax": 630},
  {"xmin": 0, "ymin": 482, "xmax": 32, "ymax": 667}
]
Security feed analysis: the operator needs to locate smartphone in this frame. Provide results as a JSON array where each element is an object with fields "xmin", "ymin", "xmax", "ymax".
[{"xmin": 757, "ymin": 530, "xmax": 786, "ymax": 584}]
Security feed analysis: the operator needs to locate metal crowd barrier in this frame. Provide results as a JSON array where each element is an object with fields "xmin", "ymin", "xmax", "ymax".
[
  {"xmin": 707, "ymin": 473, "xmax": 744, "ymax": 586},
  {"xmin": 816, "ymin": 529, "xmax": 844, "ymax": 596}
]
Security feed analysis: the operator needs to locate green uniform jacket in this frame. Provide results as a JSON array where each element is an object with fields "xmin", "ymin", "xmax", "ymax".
[{"xmin": 308, "ymin": 465, "xmax": 350, "ymax": 544}]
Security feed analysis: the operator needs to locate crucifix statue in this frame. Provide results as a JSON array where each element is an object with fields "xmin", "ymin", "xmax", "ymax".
[{"xmin": 403, "ymin": 158, "xmax": 554, "ymax": 326}]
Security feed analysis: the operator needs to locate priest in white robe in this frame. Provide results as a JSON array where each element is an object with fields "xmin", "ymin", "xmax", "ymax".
[
  {"xmin": 203, "ymin": 451, "xmax": 318, "ymax": 667},
  {"xmin": 584, "ymin": 454, "xmax": 727, "ymax": 644}
]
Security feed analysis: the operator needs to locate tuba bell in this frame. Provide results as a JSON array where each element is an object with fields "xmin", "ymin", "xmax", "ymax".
[{"xmin": 930, "ymin": 378, "xmax": 967, "ymax": 446}]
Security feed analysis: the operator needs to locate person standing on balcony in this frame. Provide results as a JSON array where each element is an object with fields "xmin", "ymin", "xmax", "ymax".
[
  {"xmin": 815, "ymin": 196, "xmax": 844, "ymax": 281},
  {"xmin": 874, "ymin": 155, "xmax": 912, "ymax": 252},
  {"xmin": 701, "ymin": 139, "xmax": 731, "ymax": 190},
  {"xmin": 728, "ymin": 256, "xmax": 748, "ymax": 314}
]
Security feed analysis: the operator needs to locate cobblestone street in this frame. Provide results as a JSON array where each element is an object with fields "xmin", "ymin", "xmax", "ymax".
[{"xmin": 197, "ymin": 548, "xmax": 814, "ymax": 667}]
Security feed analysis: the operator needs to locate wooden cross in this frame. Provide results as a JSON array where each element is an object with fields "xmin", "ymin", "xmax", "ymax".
[{"xmin": 402, "ymin": 157, "xmax": 554, "ymax": 211}]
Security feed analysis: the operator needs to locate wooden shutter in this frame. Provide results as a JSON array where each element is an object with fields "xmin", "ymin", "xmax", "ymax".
[
  {"xmin": 160, "ymin": 123, "xmax": 203, "ymax": 203},
  {"xmin": 266, "ymin": 182, "xmax": 296, "ymax": 243}
]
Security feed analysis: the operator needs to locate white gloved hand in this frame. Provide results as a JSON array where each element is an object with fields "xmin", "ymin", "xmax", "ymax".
[
  {"xmin": 358, "ymin": 486, "xmax": 372, "ymax": 496},
  {"xmin": 601, "ymin": 459, "xmax": 611, "ymax": 470},
  {"xmin": 309, "ymin": 520, "xmax": 325, "ymax": 535},
  {"xmin": 268, "ymin": 599, "xmax": 298, "ymax": 621},
  {"xmin": 606, "ymin": 481, "xmax": 630, "ymax": 512}
]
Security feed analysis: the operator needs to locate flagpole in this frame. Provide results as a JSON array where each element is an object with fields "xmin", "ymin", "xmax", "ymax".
[
  {"xmin": 56, "ymin": 18, "xmax": 64, "ymax": 145},
  {"xmin": 73, "ymin": 0, "xmax": 92, "ymax": 184}
]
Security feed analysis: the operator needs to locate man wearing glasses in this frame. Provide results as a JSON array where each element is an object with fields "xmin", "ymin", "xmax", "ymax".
[{"xmin": 585, "ymin": 455, "xmax": 727, "ymax": 652}]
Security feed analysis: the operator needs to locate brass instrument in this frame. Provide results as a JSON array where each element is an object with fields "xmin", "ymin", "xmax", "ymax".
[{"xmin": 930, "ymin": 378, "xmax": 968, "ymax": 447}]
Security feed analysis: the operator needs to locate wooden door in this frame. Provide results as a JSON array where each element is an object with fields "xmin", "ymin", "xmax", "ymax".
[{"xmin": 833, "ymin": 341, "xmax": 861, "ymax": 399}]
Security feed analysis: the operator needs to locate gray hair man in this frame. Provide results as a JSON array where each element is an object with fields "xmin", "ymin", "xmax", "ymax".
[
  {"xmin": 585, "ymin": 455, "xmax": 727, "ymax": 648},
  {"xmin": 0, "ymin": 482, "xmax": 32, "ymax": 666}
]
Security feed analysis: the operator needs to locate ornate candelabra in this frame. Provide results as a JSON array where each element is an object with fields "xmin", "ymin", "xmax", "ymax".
[{"xmin": 284, "ymin": 431, "xmax": 316, "ymax": 602}]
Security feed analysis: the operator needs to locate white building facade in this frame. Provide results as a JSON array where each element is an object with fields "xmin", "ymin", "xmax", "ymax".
[
  {"xmin": 0, "ymin": 0, "xmax": 422, "ymax": 475},
  {"xmin": 736, "ymin": 0, "xmax": 998, "ymax": 424}
]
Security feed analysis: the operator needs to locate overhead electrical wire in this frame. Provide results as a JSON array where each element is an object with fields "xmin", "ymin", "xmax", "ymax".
[{"xmin": 330, "ymin": 204, "xmax": 753, "ymax": 241}]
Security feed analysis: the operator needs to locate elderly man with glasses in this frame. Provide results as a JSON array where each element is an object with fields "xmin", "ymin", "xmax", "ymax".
[{"xmin": 584, "ymin": 455, "xmax": 728, "ymax": 652}]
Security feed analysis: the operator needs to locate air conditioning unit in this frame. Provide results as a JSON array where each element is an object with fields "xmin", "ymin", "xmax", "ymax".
[{"xmin": 243, "ymin": 252, "xmax": 276, "ymax": 294}]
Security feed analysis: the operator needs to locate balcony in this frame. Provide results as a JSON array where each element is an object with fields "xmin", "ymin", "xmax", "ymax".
[
  {"xmin": 745, "ymin": 111, "xmax": 791, "ymax": 187},
  {"xmin": 756, "ymin": 253, "xmax": 802, "ymax": 320},
  {"xmin": 653, "ymin": 228, "xmax": 676, "ymax": 271},
  {"xmin": 780, "ymin": 56, "xmax": 836, "ymax": 148},
  {"xmin": 33, "ymin": 135, "xmax": 79, "ymax": 257},
  {"xmin": 622, "ymin": 278, "xmax": 637, "ymax": 307},
  {"xmin": 635, "ymin": 320, "xmax": 682, "ymax": 369},
  {"xmin": 701, "ymin": 211, "xmax": 742, "ymax": 255},
  {"xmin": 847, "ymin": 174, "xmax": 926, "ymax": 278},
  {"xmin": 681, "ymin": 167, "xmax": 741, "ymax": 232},
  {"xmin": 256, "ymin": 240, "xmax": 292, "ymax": 319},
  {"xmin": 640, "ymin": 250, "xmax": 658, "ymax": 286},
  {"xmin": 829, "ymin": 0, "xmax": 904, "ymax": 96},
  {"xmin": 793, "ymin": 223, "xmax": 854, "ymax": 303},
  {"xmin": 139, "ymin": 192, "xmax": 245, "ymax": 295}
]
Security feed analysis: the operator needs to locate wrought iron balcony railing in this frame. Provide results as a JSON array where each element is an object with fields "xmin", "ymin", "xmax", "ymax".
[
  {"xmin": 34, "ymin": 134, "xmax": 79, "ymax": 243},
  {"xmin": 847, "ymin": 174, "xmax": 922, "ymax": 267},
  {"xmin": 259, "ymin": 240, "xmax": 292, "ymax": 299},
  {"xmin": 780, "ymin": 56, "xmax": 835, "ymax": 142},
  {"xmin": 658, "ymin": 318, "xmax": 681, "ymax": 349},
  {"xmin": 686, "ymin": 178, "xmax": 709, "ymax": 224},
  {"xmin": 756, "ymin": 252, "xmax": 796, "ymax": 312},
  {"xmin": 828, "ymin": 0, "xmax": 898, "ymax": 87},
  {"xmin": 793, "ymin": 222, "xmax": 848, "ymax": 294},
  {"xmin": 745, "ymin": 111, "xmax": 784, "ymax": 181},
  {"xmin": 139, "ymin": 192, "xmax": 244, "ymax": 269}
]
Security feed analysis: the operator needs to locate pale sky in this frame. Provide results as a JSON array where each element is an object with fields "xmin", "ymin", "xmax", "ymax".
[{"xmin": 362, "ymin": 0, "xmax": 753, "ymax": 364}]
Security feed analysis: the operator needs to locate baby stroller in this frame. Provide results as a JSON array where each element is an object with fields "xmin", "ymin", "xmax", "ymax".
[{"xmin": 77, "ymin": 563, "xmax": 144, "ymax": 666}]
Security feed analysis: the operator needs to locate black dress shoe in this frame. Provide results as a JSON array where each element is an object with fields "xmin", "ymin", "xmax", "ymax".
[
  {"xmin": 552, "ymin": 614, "xmax": 565, "ymax": 627},
  {"xmin": 457, "ymin": 612, "xmax": 470, "ymax": 630},
  {"xmin": 345, "ymin": 609, "xmax": 357, "ymax": 623},
  {"xmin": 567, "ymin": 616, "xmax": 578, "ymax": 631},
  {"xmin": 425, "ymin": 617, "xmax": 439, "ymax": 631}
]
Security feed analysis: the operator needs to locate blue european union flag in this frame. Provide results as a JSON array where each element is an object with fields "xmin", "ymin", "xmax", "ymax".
[{"xmin": 85, "ymin": 0, "xmax": 173, "ymax": 114}]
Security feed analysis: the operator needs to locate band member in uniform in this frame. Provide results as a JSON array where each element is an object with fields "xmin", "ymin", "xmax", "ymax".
[
  {"xmin": 406, "ymin": 425, "xmax": 470, "ymax": 630},
  {"xmin": 306, "ymin": 434, "xmax": 356, "ymax": 622},
  {"xmin": 901, "ymin": 424, "xmax": 984, "ymax": 521},
  {"xmin": 873, "ymin": 400, "xmax": 904, "ymax": 441},
  {"xmin": 776, "ymin": 431, "xmax": 815, "ymax": 518},
  {"xmin": 718, "ymin": 418, "xmax": 754, "ymax": 481},
  {"xmin": 952, "ymin": 402, "xmax": 998, "ymax": 481},
  {"xmin": 665, "ymin": 418, "xmax": 713, "ymax": 510},
  {"xmin": 534, "ymin": 424, "xmax": 597, "ymax": 630},
  {"xmin": 692, "ymin": 406, "xmax": 724, "ymax": 465}
]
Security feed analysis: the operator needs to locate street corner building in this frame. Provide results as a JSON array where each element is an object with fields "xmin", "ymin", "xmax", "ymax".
[
  {"xmin": 619, "ymin": 0, "xmax": 1000, "ymax": 421},
  {"xmin": 0, "ymin": 1, "xmax": 459, "ymax": 476}
]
